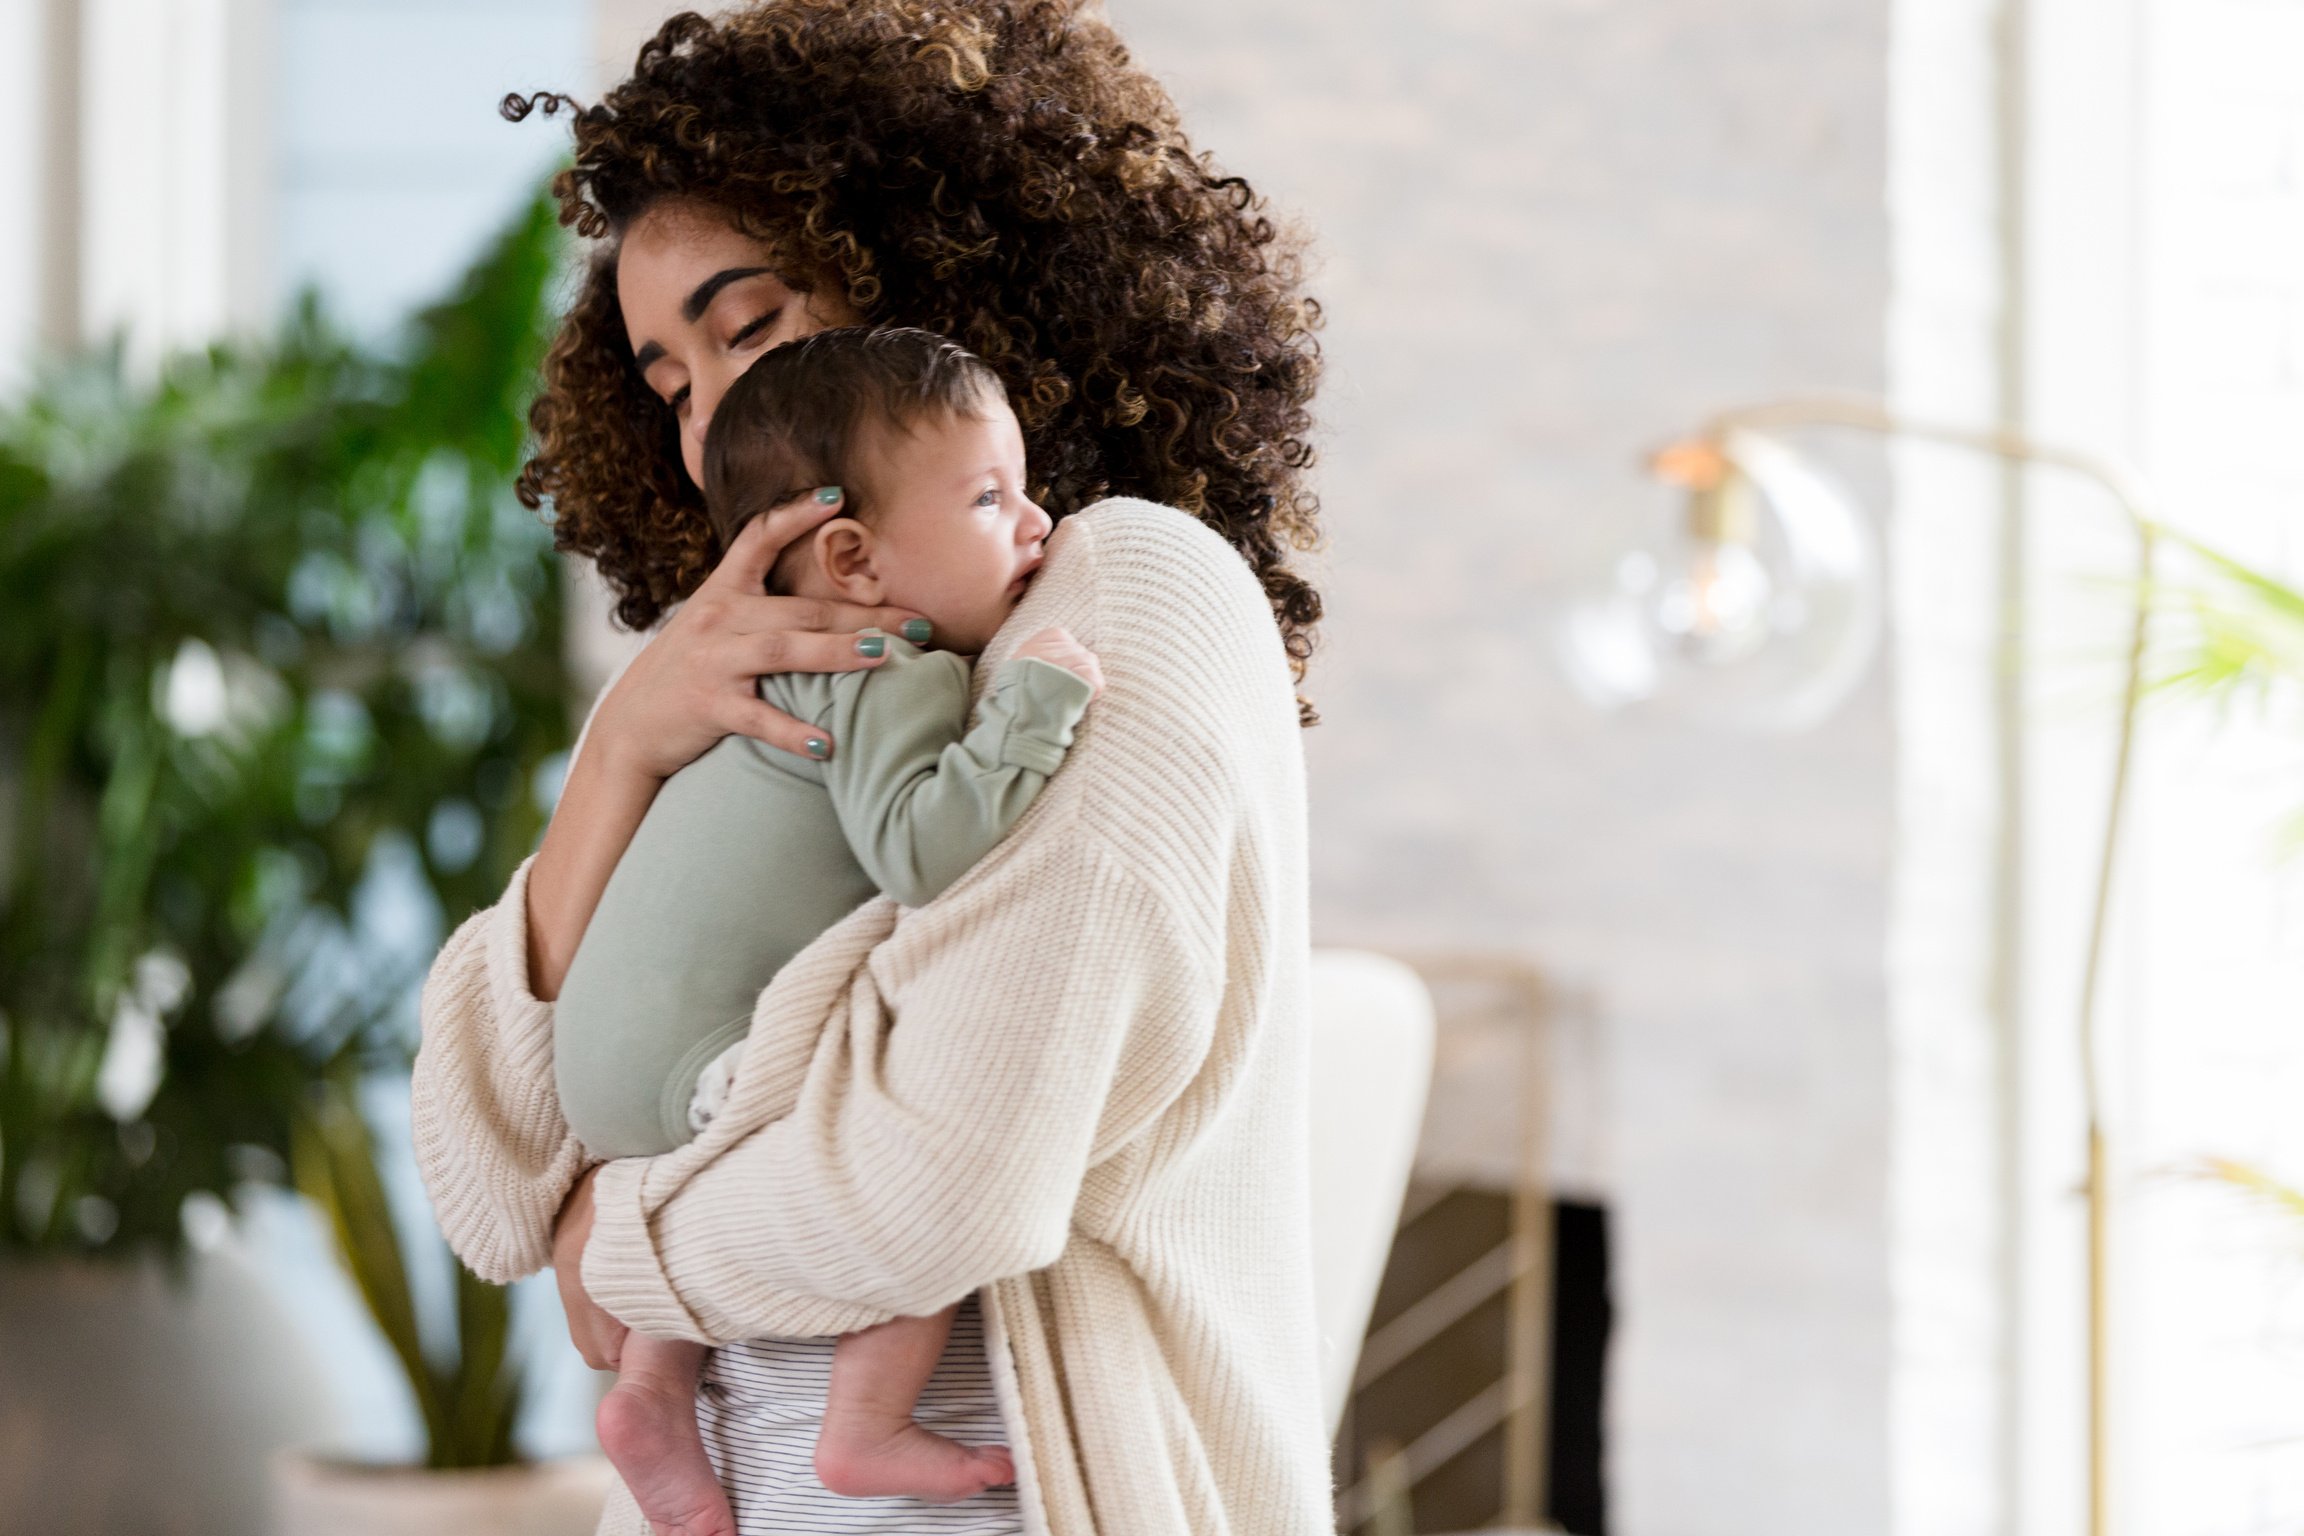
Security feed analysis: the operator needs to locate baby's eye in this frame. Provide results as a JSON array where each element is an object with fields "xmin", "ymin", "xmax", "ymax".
[{"xmin": 974, "ymin": 487, "xmax": 1000, "ymax": 508}]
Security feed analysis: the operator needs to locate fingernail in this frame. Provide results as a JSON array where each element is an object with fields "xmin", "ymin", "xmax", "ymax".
[
  {"xmin": 805, "ymin": 737, "xmax": 831, "ymax": 760},
  {"xmin": 856, "ymin": 634, "xmax": 886, "ymax": 658},
  {"xmin": 815, "ymin": 486, "xmax": 842, "ymax": 505},
  {"xmin": 902, "ymin": 618, "xmax": 933, "ymax": 644}
]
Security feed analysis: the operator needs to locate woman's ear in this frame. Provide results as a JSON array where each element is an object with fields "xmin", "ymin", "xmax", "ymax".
[{"xmin": 810, "ymin": 518, "xmax": 885, "ymax": 604}]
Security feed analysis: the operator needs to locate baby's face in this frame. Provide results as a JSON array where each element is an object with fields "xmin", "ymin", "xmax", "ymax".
[{"xmin": 851, "ymin": 399, "xmax": 1052, "ymax": 654}]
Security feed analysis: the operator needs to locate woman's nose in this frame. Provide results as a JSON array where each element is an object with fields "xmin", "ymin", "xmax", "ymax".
[{"xmin": 686, "ymin": 370, "xmax": 729, "ymax": 453}]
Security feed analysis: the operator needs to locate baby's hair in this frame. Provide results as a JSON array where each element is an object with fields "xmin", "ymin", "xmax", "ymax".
[{"xmin": 702, "ymin": 326, "xmax": 1006, "ymax": 595}]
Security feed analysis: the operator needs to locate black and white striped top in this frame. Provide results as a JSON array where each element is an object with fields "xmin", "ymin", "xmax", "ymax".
[{"xmin": 696, "ymin": 1295, "xmax": 1024, "ymax": 1534}]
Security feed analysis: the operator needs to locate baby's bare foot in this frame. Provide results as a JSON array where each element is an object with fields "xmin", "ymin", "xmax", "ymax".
[
  {"xmin": 597, "ymin": 1377, "xmax": 735, "ymax": 1536},
  {"xmin": 813, "ymin": 1418, "xmax": 1015, "ymax": 1504}
]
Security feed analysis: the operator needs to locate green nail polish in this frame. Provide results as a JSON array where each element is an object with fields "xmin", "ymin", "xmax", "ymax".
[
  {"xmin": 856, "ymin": 634, "xmax": 886, "ymax": 658},
  {"xmin": 805, "ymin": 736, "xmax": 831, "ymax": 760},
  {"xmin": 902, "ymin": 618, "xmax": 933, "ymax": 644},
  {"xmin": 815, "ymin": 486, "xmax": 843, "ymax": 505}
]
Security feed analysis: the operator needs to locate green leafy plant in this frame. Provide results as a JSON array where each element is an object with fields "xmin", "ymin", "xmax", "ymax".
[
  {"xmin": 296, "ymin": 1067, "xmax": 522, "ymax": 1467},
  {"xmin": 2151, "ymin": 538, "xmax": 2304, "ymax": 1373},
  {"xmin": 2204, "ymin": 1157, "xmax": 2304, "ymax": 1226},
  {"xmin": 0, "ymin": 188, "xmax": 573, "ymax": 1462},
  {"xmin": 2145, "ymin": 529, "xmax": 2304, "ymax": 846},
  {"xmin": 2147, "ymin": 532, "xmax": 2304, "ymax": 709}
]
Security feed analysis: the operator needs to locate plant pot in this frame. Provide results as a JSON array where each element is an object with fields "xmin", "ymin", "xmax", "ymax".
[
  {"xmin": 270, "ymin": 1450, "xmax": 614, "ymax": 1536},
  {"xmin": 0, "ymin": 1245, "xmax": 333, "ymax": 1536}
]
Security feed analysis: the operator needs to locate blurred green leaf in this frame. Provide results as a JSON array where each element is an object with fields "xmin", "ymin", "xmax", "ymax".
[
  {"xmin": 2204, "ymin": 1158, "xmax": 2304, "ymax": 1230},
  {"xmin": 2147, "ymin": 529, "xmax": 2304, "ymax": 710}
]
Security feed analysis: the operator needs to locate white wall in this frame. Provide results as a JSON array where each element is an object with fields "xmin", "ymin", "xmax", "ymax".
[
  {"xmin": 0, "ymin": 0, "xmax": 60, "ymax": 389},
  {"xmin": 1885, "ymin": 1, "xmax": 2016, "ymax": 1531},
  {"xmin": 2084, "ymin": 1, "xmax": 2304, "ymax": 1528},
  {"xmin": 1103, "ymin": 3, "xmax": 1896, "ymax": 1533},
  {"xmin": 275, "ymin": 0, "xmax": 584, "ymax": 335}
]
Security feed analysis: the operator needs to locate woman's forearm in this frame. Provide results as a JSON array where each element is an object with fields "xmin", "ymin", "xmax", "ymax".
[{"xmin": 525, "ymin": 739, "xmax": 665, "ymax": 1000}]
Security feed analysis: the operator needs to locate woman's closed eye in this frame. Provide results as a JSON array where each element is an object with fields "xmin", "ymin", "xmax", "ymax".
[
  {"xmin": 657, "ymin": 311, "xmax": 782, "ymax": 412},
  {"xmin": 728, "ymin": 309, "xmax": 779, "ymax": 349}
]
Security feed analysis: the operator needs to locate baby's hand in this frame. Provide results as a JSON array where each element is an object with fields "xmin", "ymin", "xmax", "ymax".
[{"xmin": 1014, "ymin": 626, "xmax": 1104, "ymax": 700}]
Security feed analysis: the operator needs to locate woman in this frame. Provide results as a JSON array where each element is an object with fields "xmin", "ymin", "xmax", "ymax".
[{"xmin": 410, "ymin": 5, "xmax": 1331, "ymax": 1532}]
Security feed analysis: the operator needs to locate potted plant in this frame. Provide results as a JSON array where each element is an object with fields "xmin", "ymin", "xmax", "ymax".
[
  {"xmin": 277, "ymin": 1068, "xmax": 611, "ymax": 1534},
  {"xmin": 0, "ymin": 186, "xmax": 585, "ymax": 1533}
]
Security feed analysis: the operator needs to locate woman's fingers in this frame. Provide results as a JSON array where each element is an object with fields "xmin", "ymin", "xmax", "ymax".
[
  {"xmin": 591, "ymin": 1306, "xmax": 629, "ymax": 1371},
  {"xmin": 578, "ymin": 486, "xmax": 931, "ymax": 778},
  {"xmin": 704, "ymin": 486, "xmax": 847, "ymax": 595},
  {"xmin": 557, "ymin": 1262, "xmax": 627, "ymax": 1369},
  {"xmin": 729, "ymin": 593, "xmax": 929, "ymax": 644},
  {"xmin": 727, "ymin": 695, "xmax": 839, "ymax": 761},
  {"xmin": 549, "ymin": 1166, "xmax": 627, "ymax": 1368},
  {"xmin": 841, "ymin": 604, "xmax": 935, "ymax": 641},
  {"xmin": 730, "ymin": 626, "xmax": 922, "ymax": 678}
]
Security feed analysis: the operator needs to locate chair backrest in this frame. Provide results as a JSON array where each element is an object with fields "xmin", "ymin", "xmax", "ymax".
[{"xmin": 1304, "ymin": 949, "xmax": 1436, "ymax": 1433}]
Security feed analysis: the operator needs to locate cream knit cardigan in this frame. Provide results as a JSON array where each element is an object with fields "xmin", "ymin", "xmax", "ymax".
[{"xmin": 410, "ymin": 499, "xmax": 1335, "ymax": 1536}]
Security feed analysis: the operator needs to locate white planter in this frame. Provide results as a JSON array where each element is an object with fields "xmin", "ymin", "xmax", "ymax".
[{"xmin": 270, "ymin": 1451, "xmax": 614, "ymax": 1536}]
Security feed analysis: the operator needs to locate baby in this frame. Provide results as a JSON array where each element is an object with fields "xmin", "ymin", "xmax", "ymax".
[{"xmin": 552, "ymin": 327, "xmax": 1101, "ymax": 1536}]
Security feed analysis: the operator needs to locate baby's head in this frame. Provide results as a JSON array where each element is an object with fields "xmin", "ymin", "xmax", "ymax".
[{"xmin": 703, "ymin": 326, "xmax": 1052, "ymax": 655}]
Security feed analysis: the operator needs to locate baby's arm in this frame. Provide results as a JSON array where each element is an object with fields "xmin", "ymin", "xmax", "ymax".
[{"xmin": 819, "ymin": 627, "xmax": 1097, "ymax": 908}]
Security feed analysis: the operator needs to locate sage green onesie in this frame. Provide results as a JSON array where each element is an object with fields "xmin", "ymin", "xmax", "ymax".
[{"xmin": 553, "ymin": 631, "xmax": 1094, "ymax": 1159}]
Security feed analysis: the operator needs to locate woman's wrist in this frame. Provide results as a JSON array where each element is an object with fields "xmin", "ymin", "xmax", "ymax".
[
  {"xmin": 587, "ymin": 711, "xmax": 675, "ymax": 787},
  {"xmin": 524, "ymin": 737, "xmax": 667, "ymax": 999}
]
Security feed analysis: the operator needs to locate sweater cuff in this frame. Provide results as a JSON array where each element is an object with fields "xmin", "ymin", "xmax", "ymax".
[
  {"xmin": 582, "ymin": 1159, "xmax": 710, "ymax": 1344},
  {"xmin": 986, "ymin": 656, "xmax": 1094, "ymax": 776},
  {"xmin": 485, "ymin": 856, "xmax": 556, "ymax": 1033}
]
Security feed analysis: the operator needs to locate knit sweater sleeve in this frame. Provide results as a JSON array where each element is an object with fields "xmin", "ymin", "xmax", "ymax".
[
  {"xmin": 409, "ymin": 854, "xmax": 591, "ymax": 1284},
  {"xmin": 579, "ymin": 824, "xmax": 1216, "ymax": 1342}
]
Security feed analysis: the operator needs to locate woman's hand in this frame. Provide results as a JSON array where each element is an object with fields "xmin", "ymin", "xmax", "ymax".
[
  {"xmin": 524, "ymin": 488, "xmax": 929, "ymax": 998},
  {"xmin": 552, "ymin": 1165, "xmax": 629, "ymax": 1370},
  {"xmin": 589, "ymin": 488, "xmax": 931, "ymax": 776}
]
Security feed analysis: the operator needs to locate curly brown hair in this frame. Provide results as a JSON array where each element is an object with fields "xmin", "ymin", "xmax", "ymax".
[{"xmin": 503, "ymin": 0, "xmax": 1324, "ymax": 717}]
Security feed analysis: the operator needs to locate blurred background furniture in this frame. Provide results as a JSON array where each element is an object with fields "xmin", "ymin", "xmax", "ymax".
[
  {"xmin": 1327, "ymin": 952, "xmax": 1609, "ymax": 1536},
  {"xmin": 1305, "ymin": 950, "xmax": 1438, "ymax": 1430}
]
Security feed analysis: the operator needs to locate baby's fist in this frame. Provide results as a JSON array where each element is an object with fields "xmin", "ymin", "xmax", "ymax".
[{"xmin": 1014, "ymin": 626, "xmax": 1104, "ymax": 700}]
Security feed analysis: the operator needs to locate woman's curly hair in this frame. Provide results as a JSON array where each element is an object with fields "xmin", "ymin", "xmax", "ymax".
[{"xmin": 505, "ymin": 0, "xmax": 1325, "ymax": 717}]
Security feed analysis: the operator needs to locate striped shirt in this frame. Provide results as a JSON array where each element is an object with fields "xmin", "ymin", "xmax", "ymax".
[{"xmin": 696, "ymin": 1295, "xmax": 1024, "ymax": 1534}]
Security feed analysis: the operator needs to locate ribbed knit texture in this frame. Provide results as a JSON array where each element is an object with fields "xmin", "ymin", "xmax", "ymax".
[{"xmin": 410, "ymin": 500, "xmax": 1332, "ymax": 1535}]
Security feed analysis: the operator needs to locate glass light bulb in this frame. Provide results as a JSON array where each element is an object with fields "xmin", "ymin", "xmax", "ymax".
[
  {"xmin": 1553, "ymin": 429, "xmax": 1883, "ymax": 732},
  {"xmin": 1652, "ymin": 539, "xmax": 1772, "ymax": 664}
]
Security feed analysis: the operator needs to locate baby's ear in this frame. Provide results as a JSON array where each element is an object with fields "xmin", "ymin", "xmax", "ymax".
[{"xmin": 810, "ymin": 518, "xmax": 884, "ymax": 604}]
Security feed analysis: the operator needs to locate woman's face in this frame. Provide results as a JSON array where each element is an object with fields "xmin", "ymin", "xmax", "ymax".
[{"xmin": 617, "ymin": 198, "xmax": 862, "ymax": 489}]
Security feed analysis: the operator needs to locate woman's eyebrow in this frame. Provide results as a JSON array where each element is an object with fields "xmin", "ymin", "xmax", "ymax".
[
  {"xmin": 629, "ymin": 266, "xmax": 776, "ymax": 374},
  {"xmin": 682, "ymin": 266, "xmax": 776, "ymax": 322}
]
